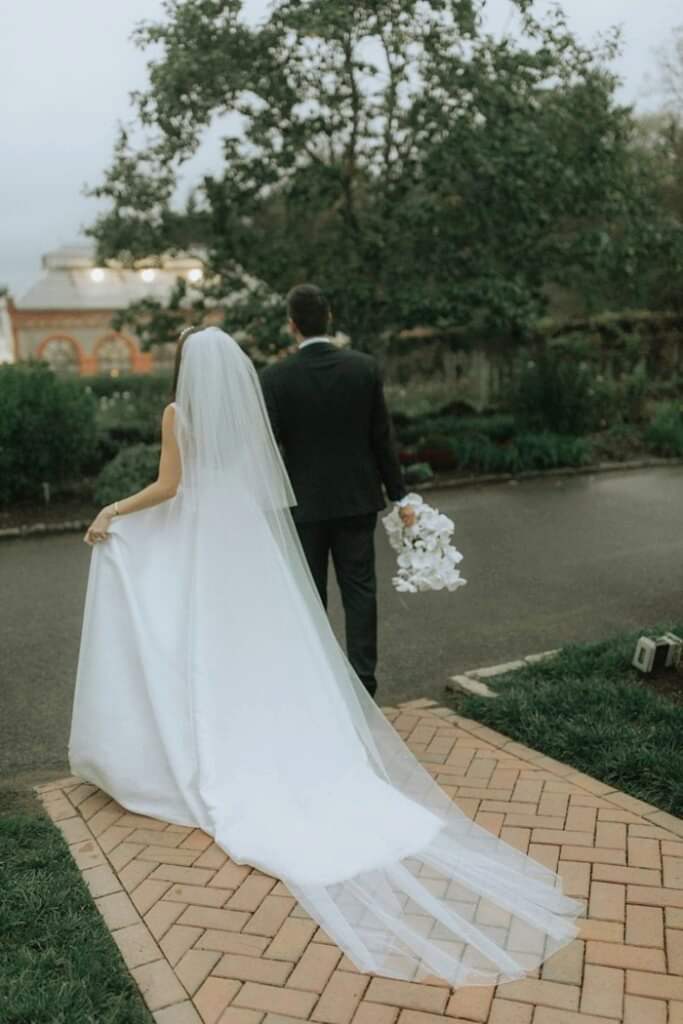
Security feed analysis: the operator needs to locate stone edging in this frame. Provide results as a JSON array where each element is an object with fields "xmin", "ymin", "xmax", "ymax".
[
  {"xmin": 418, "ymin": 454, "xmax": 683, "ymax": 493},
  {"xmin": 2, "ymin": 454, "xmax": 682, "ymax": 541},
  {"xmin": 0, "ymin": 518, "xmax": 91, "ymax": 540},
  {"xmin": 446, "ymin": 648, "xmax": 561, "ymax": 698}
]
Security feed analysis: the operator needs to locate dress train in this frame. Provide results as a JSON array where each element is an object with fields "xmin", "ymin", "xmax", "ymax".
[{"xmin": 69, "ymin": 474, "xmax": 584, "ymax": 986}]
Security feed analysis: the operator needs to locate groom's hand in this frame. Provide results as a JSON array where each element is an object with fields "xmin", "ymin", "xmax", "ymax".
[{"xmin": 399, "ymin": 505, "xmax": 417, "ymax": 528}]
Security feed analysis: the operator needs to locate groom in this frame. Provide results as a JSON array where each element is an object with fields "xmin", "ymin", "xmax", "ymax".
[{"xmin": 260, "ymin": 283, "xmax": 415, "ymax": 700}]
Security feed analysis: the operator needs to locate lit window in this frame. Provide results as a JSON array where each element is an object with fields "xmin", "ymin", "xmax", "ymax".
[
  {"xmin": 141, "ymin": 268, "xmax": 156, "ymax": 283},
  {"xmin": 188, "ymin": 267, "xmax": 203, "ymax": 283},
  {"xmin": 97, "ymin": 336, "xmax": 133, "ymax": 375},
  {"xmin": 41, "ymin": 338, "xmax": 79, "ymax": 375},
  {"xmin": 90, "ymin": 268, "xmax": 105, "ymax": 282}
]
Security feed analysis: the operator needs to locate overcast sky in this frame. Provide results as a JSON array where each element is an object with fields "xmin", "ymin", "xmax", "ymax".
[{"xmin": 1, "ymin": 0, "xmax": 680, "ymax": 298}]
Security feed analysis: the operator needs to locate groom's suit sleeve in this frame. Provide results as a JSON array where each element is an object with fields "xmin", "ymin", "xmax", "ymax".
[
  {"xmin": 259, "ymin": 367, "xmax": 283, "ymax": 448},
  {"xmin": 369, "ymin": 360, "xmax": 407, "ymax": 503}
]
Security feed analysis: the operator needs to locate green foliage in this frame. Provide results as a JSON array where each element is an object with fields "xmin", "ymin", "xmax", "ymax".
[
  {"xmin": 0, "ymin": 812, "xmax": 153, "ymax": 1023},
  {"xmin": 386, "ymin": 382, "xmax": 474, "ymax": 420},
  {"xmin": 404, "ymin": 461, "xmax": 435, "ymax": 485},
  {"xmin": 449, "ymin": 431, "xmax": 592, "ymax": 474},
  {"xmin": 78, "ymin": 375, "xmax": 170, "ymax": 472},
  {"xmin": 513, "ymin": 342, "xmax": 598, "ymax": 435},
  {"xmin": 448, "ymin": 624, "xmax": 683, "ymax": 816},
  {"xmin": 396, "ymin": 413, "xmax": 516, "ymax": 447},
  {"xmin": 644, "ymin": 402, "xmax": 683, "ymax": 456},
  {"xmin": 94, "ymin": 388, "xmax": 165, "ymax": 445},
  {"xmin": 513, "ymin": 323, "xmax": 657, "ymax": 434},
  {"xmin": 85, "ymin": 0, "xmax": 683, "ymax": 351},
  {"xmin": 396, "ymin": 402, "xmax": 592, "ymax": 474},
  {"xmin": 94, "ymin": 443, "xmax": 161, "ymax": 506},
  {"xmin": 0, "ymin": 363, "xmax": 97, "ymax": 504},
  {"xmin": 589, "ymin": 422, "xmax": 644, "ymax": 461},
  {"xmin": 602, "ymin": 366, "xmax": 649, "ymax": 425},
  {"xmin": 515, "ymin": 432, "xmax": 594, "ymax": 469},
  {"xmin": 84, "ymin": 373, "xmax": 172, "ymax": 401},
  {"xmin": 629, "ymin": 104, "xmax": 683, "ymax": 310}
]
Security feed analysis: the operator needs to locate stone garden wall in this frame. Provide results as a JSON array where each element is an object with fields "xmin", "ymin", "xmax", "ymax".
[{"xmin": 379, "ymin": 312, "xmax": 683, "ymax": 412}]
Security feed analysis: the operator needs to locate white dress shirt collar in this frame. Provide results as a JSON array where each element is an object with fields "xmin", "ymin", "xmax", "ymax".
[{"xmin": 298, "ymin": 335, "xmax": 332, "ymax": 350}]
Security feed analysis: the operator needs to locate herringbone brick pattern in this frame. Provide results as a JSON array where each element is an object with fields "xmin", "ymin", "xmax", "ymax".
[{"xmin": 36, "ymin": 698, "xmax": 683, "ymax": 1024}]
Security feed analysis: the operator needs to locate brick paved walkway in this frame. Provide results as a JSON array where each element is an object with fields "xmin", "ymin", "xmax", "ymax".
[{"xmin": 36, "ymin": 698, "xmax": 683, "ymax": 1024}]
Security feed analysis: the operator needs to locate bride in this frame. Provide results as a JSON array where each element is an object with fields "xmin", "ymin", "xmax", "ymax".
[{"xmin": 69, "ymin": 325, "xmax": 583, "ymax": 987}]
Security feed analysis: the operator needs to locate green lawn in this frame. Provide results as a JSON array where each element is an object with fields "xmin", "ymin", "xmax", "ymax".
[
  {"xmin": 445, "ymin": 624, "xmax": 683, "ymax": 818},
  {"xmin": 0, "ymin": 803, "xmax": 153, "ymax": 1024}
]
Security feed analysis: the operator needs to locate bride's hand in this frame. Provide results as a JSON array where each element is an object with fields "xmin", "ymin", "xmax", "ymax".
[{"xmin": 84, "ymin": 506, "xmax": 115, "ymax": 545}]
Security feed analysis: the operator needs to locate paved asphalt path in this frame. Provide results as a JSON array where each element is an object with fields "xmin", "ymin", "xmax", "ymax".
[{"xmin": 2, "ymin": 466, "xmax": 682, "ymax": 788}]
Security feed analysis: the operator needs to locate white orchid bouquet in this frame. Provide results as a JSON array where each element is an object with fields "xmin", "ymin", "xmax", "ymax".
[{"xmin": 382, "ymin": 493, "xmax": 467, "ymax": 594}]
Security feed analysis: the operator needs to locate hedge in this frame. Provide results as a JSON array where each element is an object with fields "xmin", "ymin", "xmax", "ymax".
[{"xmin": 0, "ymin": 363, "xmax": 97, "ymax": 504}]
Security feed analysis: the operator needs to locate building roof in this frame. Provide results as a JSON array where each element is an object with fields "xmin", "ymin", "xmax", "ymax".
[{"xmin": 15, "ymin": 244, "xmax": 207, "ymax": 311}]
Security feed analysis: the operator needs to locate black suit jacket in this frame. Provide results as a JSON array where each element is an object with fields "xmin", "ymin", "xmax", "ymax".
[{"xmin": 259, "ymin": 342, "xmax": 407, "ymax": 523}]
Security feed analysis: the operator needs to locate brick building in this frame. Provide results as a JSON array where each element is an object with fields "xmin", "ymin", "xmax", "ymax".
[{"xmin": 6, "ymin": 244, "xmax": 206, "ymax": 376}]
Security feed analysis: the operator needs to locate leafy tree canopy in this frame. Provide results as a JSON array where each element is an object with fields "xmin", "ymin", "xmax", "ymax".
[{"xmin": 87, "ymin": 0, "xmax": 683, "ymax": 353}]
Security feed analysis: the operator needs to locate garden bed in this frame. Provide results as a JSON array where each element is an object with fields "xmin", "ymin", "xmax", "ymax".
[
  {"xmin": 444, "ymin": 624, "xmax": 683, "ymax": 817},
  {"xmin": 395, "ymin": 405, "xmax": 683, "ymax": 484}
]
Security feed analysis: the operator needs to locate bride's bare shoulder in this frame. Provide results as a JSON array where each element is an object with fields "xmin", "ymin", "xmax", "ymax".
[{"xmin": 161, "ymin": 402, "xmax": 176, "ymax": 431}]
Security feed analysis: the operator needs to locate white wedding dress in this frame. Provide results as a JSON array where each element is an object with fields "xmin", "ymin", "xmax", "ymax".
[{"xmin": 69, "ymin": 327, "xmax": 583, "ymax": 986}]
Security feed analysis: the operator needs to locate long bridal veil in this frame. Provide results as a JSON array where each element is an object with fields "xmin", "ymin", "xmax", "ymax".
[{"xmin": 69, "ymin": 327, "xmax": 583, "ymax": 987}]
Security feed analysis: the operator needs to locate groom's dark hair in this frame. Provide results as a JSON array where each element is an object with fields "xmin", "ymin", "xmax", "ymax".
[{"xmin": 287, "ymin": 283, "xmax": 330, "ymax": 338}]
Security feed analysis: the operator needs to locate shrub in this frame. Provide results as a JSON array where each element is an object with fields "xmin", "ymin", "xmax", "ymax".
[
  {"xmin": 94, "ymin": 443, "xmax": 161, "ymax": 506},
  {"xmin": 385, "ymin": 382, "xmax": 472, "ymax": 420},
  {"xmin": 416, "ymin": 445, "xmax": 459, "ymax": 471},
  {"xmin": 447, "ymin": 431, "xmax": 592, "ymax": 475},
  {"xmin": 590, "ymin": 423, "xmax": 643, "ymax": 461},
  {"xmin": 513, "ymin": 344, "xmax": 598, "ymax": 435},
  {"xmin": 591, "ymin": 366, "xmax": 649, "ymax": 428},
  {"xmin": 78, "ymin": 375, "xmax": 171, "ymax": 474},
  {"xmin": 0, "ymin": 362, "xmax": 97, "ymax": 504},
  {"xmin": 450, "ymin": 434, "xmax": 510, "ymax": 473},
  {"xmin": 644, "ymin": 403, "xmax": 683, "ymax": 457},
  {"xmin": 404, "ymin": 462, "xmax": 435, "ymax": 484},
  {"xmin": 515, "ymin": 432, "xmax": 593, "ymax": 469},
  {"xmin": 396, "ymin": 412, "xmax": 515, "ymax": 447},
  {"xmin": 458, "ymin": 415, "xmax": 517, "ymax": 443},
  {"xmin": 84, "ymin": 373, "xmax": 172, "ymax": 401},
  {"xmin": 620, "ymin": 366, "xmax": 649, "ymax": 424}
]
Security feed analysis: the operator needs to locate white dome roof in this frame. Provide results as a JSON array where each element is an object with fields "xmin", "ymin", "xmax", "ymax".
[{"xmin": 15, "ymin": 244, "xmax": 207, "ymax": 311}]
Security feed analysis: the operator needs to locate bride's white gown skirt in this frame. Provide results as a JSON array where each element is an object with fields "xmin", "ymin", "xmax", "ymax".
[{"xmin": 69, "ymin": 481, "xmax": 583, "ymax": 986}]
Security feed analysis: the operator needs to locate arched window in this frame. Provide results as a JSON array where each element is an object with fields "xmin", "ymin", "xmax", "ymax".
[
  {"xmin": 152, "ymin": 341, "xmax": 177, "ymax": 372},
  {"xmin": 95, "ymin": 334, "xmax": 134, "ymax": 375},
  {"xmin": 38, "ymin": 336, "xmax": 80, "ymax": 375}
]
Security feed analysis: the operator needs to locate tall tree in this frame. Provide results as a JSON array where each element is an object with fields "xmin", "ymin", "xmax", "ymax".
[
  {"xmin": 622, "ymin": 25, "xmax": 683, "ymax": 311},
  {"xmin": 659, "ymin": 24, "xmax": 683, "ymax": 111},
  {"xmin": 87, "ymin": 0, "xmax": 681, "ymax": 352}
]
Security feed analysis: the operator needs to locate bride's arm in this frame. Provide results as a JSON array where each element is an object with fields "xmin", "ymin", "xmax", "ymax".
[{"xmin": 84, "ymin": 403, "xmax": 181, "ymax": 545}]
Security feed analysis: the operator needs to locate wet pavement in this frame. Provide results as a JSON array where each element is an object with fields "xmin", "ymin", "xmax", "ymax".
[{"xmin": 2, "ymin": 466, "xmax": 682, "ymax": 785}]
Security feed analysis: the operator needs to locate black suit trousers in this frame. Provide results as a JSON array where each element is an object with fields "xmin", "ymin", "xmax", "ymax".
[{"xmin": 295, "ymin": 512, "xmax": 378, "ymax": 699}]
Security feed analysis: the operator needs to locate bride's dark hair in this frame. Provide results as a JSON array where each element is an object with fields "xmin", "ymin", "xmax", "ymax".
[{"xmin": 171, "ymin": 325, "xmax": 204, "ymax": 400}]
